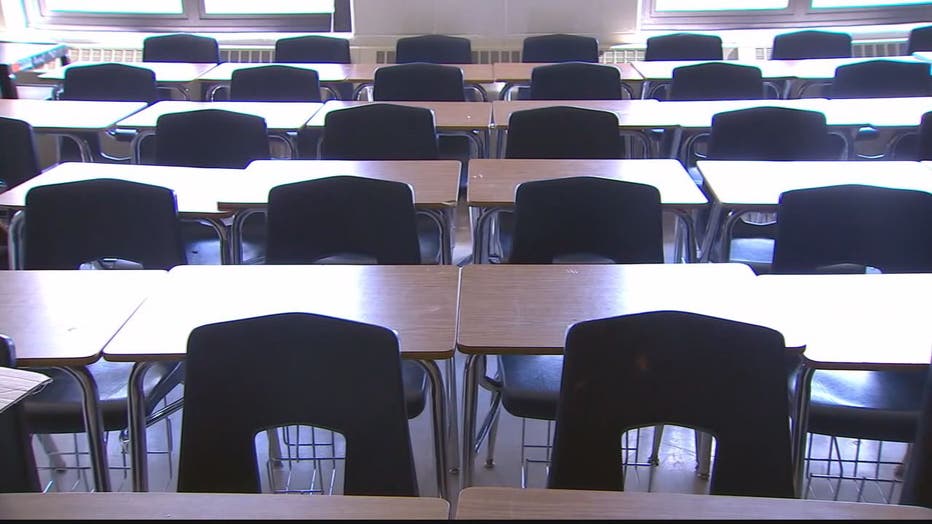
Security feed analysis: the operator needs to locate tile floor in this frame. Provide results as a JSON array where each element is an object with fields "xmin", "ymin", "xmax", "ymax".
[{"xmin": 29, "ymin": 192, "xmax": 910, "ymax": 509}]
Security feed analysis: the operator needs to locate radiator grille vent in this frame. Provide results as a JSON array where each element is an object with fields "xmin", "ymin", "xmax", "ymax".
[{"xmin": 375, "ymin": 49, "xmax": 524, "ymax": 64}]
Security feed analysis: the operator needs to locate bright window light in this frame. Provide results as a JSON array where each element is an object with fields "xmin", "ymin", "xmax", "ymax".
[
  {"xmin": 44, "ymin": 0, "xmax": 183, "ymax": 14},
  {"xmin": 654, "ymin": 0, "xmax": 789, "ymax": 10},
  {"xmin": 203, "ymin": 0, "xmax": 335, "ymax": 14},
  {"xmin": 812, "ymin": 0, "xmax": 930, "ymax": 6}
]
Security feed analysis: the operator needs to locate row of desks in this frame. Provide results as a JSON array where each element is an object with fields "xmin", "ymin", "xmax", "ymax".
[
  {"xmin": 3, "ymin": 262, "xmax": 932, "ymax": 498},
  {"xmin": 2, "ymin": 487, "xmax": 931, "ymax": 519}
]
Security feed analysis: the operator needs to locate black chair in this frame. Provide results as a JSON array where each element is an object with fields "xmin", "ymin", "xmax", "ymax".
[
  {"xmin": 143, "ymin": 33, "xmax": 220, "ymax": 63},
  {"xmin": 669, "ymin": 62, "xmax": 764, "ymax": 101},
  {"xmin": 900, "ymin": 361, "xmax": 932, "ymax": 508},
  {"xmin": 0, "ymin": 117, "xmax": 41, "ymax": 190},
  {"xmin": 481, "ymin": 177, "xmax": 664, "ymax": 483},
  {"xmin": 395, "ymin": 34, "xmax": 472, "ymax": 64},
  {"xmin": 548, "ymin": 310, "xmax": 795, "ymax": 498},
  {"xmin": 154, "ymin": 109, "xmax": 271, "ymax": 169},
  {"xmin": 317, "ymin": 103, "xmax": 443, "ymax": 264},
  {"xmin": 505, "ymin": 106, "xmax": 622, "ymax": 160},
  {"xmin": 522, "ymin": 34, "xmax": 599, "ymax": 63},
  {"xmin": 57, "ymin": 63, "xmax": 160, "ymax": 163},
  {"xmin": 0, "ymin": 335, "xmax": 40, "ymax": 493},
  {"xmin": 892, "ymin": 111, "xmax": 932, "ymax": 161},
  {"xmin": 229, "ymin": 65, "xmax": 322, "ymax": 102},
  {"xmin": 529, "ymin": 62, "xmax": 623, "ymax": 100},
  {"xmin": 772, "ymin": 184, "xmax": 932, "ymax": 494},
  {"xmin": 644, "ymin": 33, "xmax": 723, "ymax": 61},
  {"xmin": 274, "ymin": 35, "xmax": 351, "ymax": 63},
  {"xmin": 907, "ymin": 25, "xmax": 932, "ymax": 54},
  {"xmin": 831, "ymin": 59, "xmax": 932, "ymax": 99},
  {"xmin": 373, "ymin": 63, "xmax": 466, "ymax": 102},
  {"xmin": 177, "ymin": 312, "xmax": 419, "ymax": 496},
  {"xmin": 19, "ymin": 179, "xmax": 186, "ymax": 488},
  {"xmin": 771, "ymin": 30, "xmax": 852, "ymax": 60}
]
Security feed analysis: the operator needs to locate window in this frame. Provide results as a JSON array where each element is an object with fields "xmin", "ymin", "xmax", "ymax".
[
  {"xmin": 642, "ymin": 0, "xmax": 932, "ymax": 29},
  {"xmin": 23, "ymin": 0, "xmax": 352, "ymax": 32}
]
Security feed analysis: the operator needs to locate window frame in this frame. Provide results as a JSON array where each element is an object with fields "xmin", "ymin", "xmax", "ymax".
[
  {"xmin": 641, "ymin": 0, "xmax": 932, "ymax": 30},
  {"xmin": 22, "ymin": 0, "xmax": 352, "ymax": 32}
]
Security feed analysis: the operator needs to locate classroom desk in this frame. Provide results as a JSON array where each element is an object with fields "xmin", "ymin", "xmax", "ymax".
[
  {"xmin": 236, "ymin": 160, "xmax": 461, "ymax": 264},
  {"xmin": 0, "ymin": 41, "xmax": 69, "ymax": 98},
  {"xmin": 695, "ymin": 160, "xmax": 932, "ymax": 263},
  {"xmin": 0, "ymin": 270, "xmax": 167, "ymax": 493},
  {"xmin": 115, "ymin": 100, "xmax": 324, "ymax": 162},
  {"xmin": 345, "ymin": 63, "xmax": 495, "ymax": 101},
  {"xmin": 456, "ymin": 263, "xmax": 765, "ymax": 488},
  {"xmin": 0, "ymin": 162, "xmax": 240, "ymax": 267},
  {"xmin": 195, "ymin": 62, "xmax": 350, "ymax": 100},
  {"xmin": 491, "ymin": 62, "xmax": 644, "ymax": 100},
  {"xmin": 305, "ymin": 100, "xmax": 493, "ymax": 158},
  {"xmin": 817, "ymin": 97, "xmax": 932, "ymax": 158},
  {"xmin": 757, "ymin": 273, "xmax": 932, "ymax": 494},
  {"xmin": 630, "ymin": 59, "xmax": 797, "ymax": 100},
  {"xmin": 465, "ymin": 158, "xmax": 708, "ymax": 263},
  {"xmin": 37, "ymin": 61, "xmax": 219, "ymax": 100},
  {"xmin": 776, "ymin": 55, "xmax": 926, "ymax": 98},
  {"xmin": 0, "ymin": 99, "xmax": 147, "ymax": 162},
  {"xmin": 102, "ymin": 264, "xmax": 459, "ymax": 499},
  {"xmin": 0, "ymin": 492, "xmax": 450, "ymax": 520},
  {"xmin": 454, "ymin": 486, "xmax": 932, "ymax": 519}
]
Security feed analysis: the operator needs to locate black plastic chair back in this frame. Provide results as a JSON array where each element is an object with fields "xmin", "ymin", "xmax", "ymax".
[
  {"xmin": 143, "ymin": 34, "xmax": 220, "ymax": 63},
  {"xmin": 395, "ymin": 34, "xmax": 472, "ymax": 64},
  {"xmin": 320, "ymin": 103, "xmax": 439, "ymax": 160},
  {"xmin": 266, "ymin": 176, "xmax": 421, "ymax": 265},
  {"xmin": 373, "ymin": 63, "xmax": 466, "ymax": 101},
  {"xmin": 522, "ymin": 34, "xmax": 599, "ymax": 63},
  {"xmin": 178, "ymin": 312, "xmax": 418, "ymax": 496},
  {"xmin": 708, "ymin": 107, "xmax": 843, "ymax": 161},
  {"xmin": 154, "ymin": 109, "xmax": 270, "ymax": 168},
  {"xmin": 669, "ymin": 62, "xmax": 764, "ymax": 101},
  {"xmin": 773, "ymin": 184, "xmax": 932, "ymax": 274},
  {"xmin": 23, "ymin": 178, "xmax": 186, "ymax": 270},
  {"xmin": 0, "ymin": 117, "xmax": 40, "ymax": 189},
  {"xmin": 229, "ymin": 65, "xmax": 321, "ymax": 102},
  {"xmin": 644, "ymin": 33, "xmax": 723, "ymax": 61},
  {"xmin": 0, "ymin": 335, "xmax": 40, "ymax": 493},
  {"xmin": 505, "ymin": 106, "xmax": 621, "ymax": 159},
  {"xmin": 60, "ymin": 63, "xmax": 159, "ymax": 104},
  {"xmin": 901, "ymin": 362, "xmax": 932, "ymax": 508},
  {"xmin": 908, "ymin": 25, "xmax": 932, "ymax": 55},
  {"xmin": 274, "ymin": 35, "xmax": 351, "ymax": 63},
  {"xmin": 510, "ymin": 177, "xmax": 663, "ymax": 264},
  {"xmin": 529, "ymin": 62, "xmax": 622, "ymax": 100},
  {"xmin": 771, "ymin": 30, "xmax": 852, "ymax": 60},
  {"xmin": 921, "ymin": 111, "xmax": 932, "ymax": 161},
  {"xmin": 831, "ymin": 60, "xmax": 932, "ymax": 98},
  {"xmin": 548, "ymin": 310, "xmax": 795, "ymax": 497}
]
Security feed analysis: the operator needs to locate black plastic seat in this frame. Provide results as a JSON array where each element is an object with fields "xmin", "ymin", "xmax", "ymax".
[
  {"xmin": 669, "ymin": 62, "xmax": 764, "ymax": 101},
  {"xmin": 907, "ymin": 25, "xmax": 932, "ymax": 55},
  {"xmin": 521, "ymin": 34, "xmax": 599, "ymax": 63},
  {"xmin": 529, "ymin": 62, "xmax": 622, "ymax": 100},
  {"xmin": 831, "ymin": 59, "xmax": 932, "ymax": 99},
  {"xmin": 143, "ymin": 33, "xmax": 220, "ymax": 63},
  {"xmin": 373, "ymin": 63, "xmax": 466, "ymax": 102},
  {"xmin": 505, "ymin": 106, "xmax": 622, "ymax": 160},
  {"xmin": 0, "ymin": 335, "xmax": 40, "ymax": 493},
  {"xmin": 274, "ymin": 35, "xmax": 351, "ymax": 63},
  {"xmin": 395, "ymin": 34, "xmax": 472, "ymax": 64},
  {"xmin": 154, "ymin": 109, "xmax": 271, "ymax": 169},
  {"xmin": 900, "ymin": 363, "xmax": 932, "ymax": 508},
  {"xmin": 771, "ymin": 30, "xmax": 852, "ymax": 60},
  {"xmin": 229, "ymin": 64, "xmax": 322, "ymax": 102},
  {"xmin": 0, "ymin": 117, "xmax": 41, "ymax": 190},
  {"xmin": 548, "ymin": 310, "xmax": 795, "ymax": 498},
  {"xmin": 772, "ymin": 184, "xmax": 932, "ymax": 487},
  {"xmin": 644, "ymin": 33, "xmax": 723, "ymax": 61},
  {"xmin": 177, "ymin": 312, "xmax": 419, "ymax": 496}
]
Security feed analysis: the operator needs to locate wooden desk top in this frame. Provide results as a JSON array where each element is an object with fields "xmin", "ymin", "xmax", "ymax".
[
  {"xmin": 230, "ymin": 159, "xmax": 461, "ymax": 209},
  {"xmin": 818, "ymin": 97, "xmax": 932, "ymax": 128},
  {"xmin": 38, "ymin": 62, "xmax": 218, "ymax": 83},
  {"xmin": 457, "ymin": 263, "xmax": 768, "ymax": 355},
  {"xmin": 304, "ymin": 100, "xmax": 492, "ymax": 131},
  {"xmin": 0, "ymin": 42, "xmax": 67, "ymax": 74},
  {"xmin": 195, "ymin": 62, "xmax": 349, "ymax": 83},
  {"xmin": 344, "ymin": 63, "xmax": 495, "ymax": 84},
  {"xmin": 0, "ymin": 492, "xmax": 450, "ymax": 520},
  {"xmin": 492, "ymin": 62, "xmax": 643, "ymax": 82},
  {"xmin": 0, "ymin": 162, "xmax": 238, "ymax": 218},
  {"xmin": 0, "ymin": 270, "xmax": 166, "ymax": 367},
  {"xmin": 775, "ymin": 55, "xmax": 925, "ymax": 80},
  {"xmin": 466, "ymin": 158, "xmax": 707, "ymax": 208},
  {"xmin": 491, "ymin": 99, "xmax": 663, "ymax": 129},
  {"xmin": 756, "ymin": 273, "xmax": 932, "ymax": 371},
  {"xmin": 454, "ymin": 487, "xmax": 932, "ymax": 520},
  {"xmin": 115, "ymin": 100, "xmax": 323, "ymax": 132},
  {"xmin": 0, "ymin": 99, "xmax": 147, "ymax": 132},
  {"xmin": 104, "ymin": 265, "xmax": 459, "ymax": 362},
  {"xmin": 915, "ymin": 51, "xmax": 932, "ymax": 62},
  {"xmin": 696, "ymin": 160, "xmax": 932, "ymax": 210}
]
